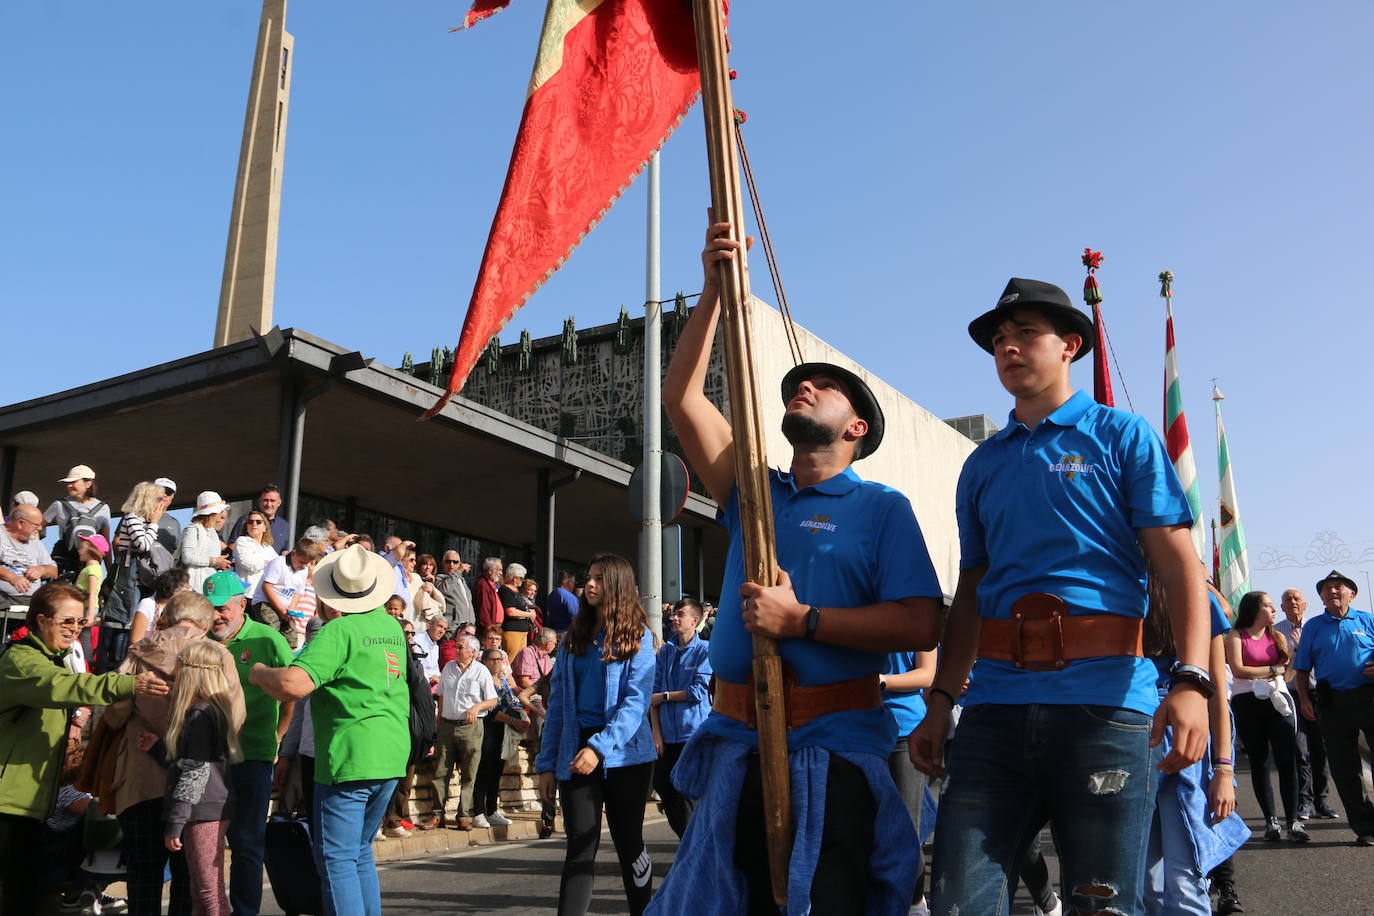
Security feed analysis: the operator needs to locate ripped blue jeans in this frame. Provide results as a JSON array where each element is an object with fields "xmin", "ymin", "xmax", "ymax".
[{"xmin": 930, "ymin": 703, "xmax": 1158, "ymax": 916}]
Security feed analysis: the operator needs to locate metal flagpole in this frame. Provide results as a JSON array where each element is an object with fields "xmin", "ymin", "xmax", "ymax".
[{"xmin": 641, "ymin": 152, "xmax": 664, "ymax": 638}]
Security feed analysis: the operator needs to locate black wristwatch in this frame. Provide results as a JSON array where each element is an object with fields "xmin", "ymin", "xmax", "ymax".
[
  {"xmin": 804, "ymin": 605, "xmax": 821, "ymax": 640},
  {"xmin": 1167, "ymin": 662, "xmax": 1216, "ymax": 699}
]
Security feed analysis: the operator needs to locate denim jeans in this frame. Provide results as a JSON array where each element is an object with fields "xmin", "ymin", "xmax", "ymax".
[
  {"xmin": 228, "ymin": 760, "xmax": 275, "ymax": 916},
  {"xmin": 312, "ymin": 778, "xmax": 399, "ymax": 916},
  {"xmin": 1145, "ymin": 780, "xmax": 1210, "ymax": 915},
  {"xmin": 930, "ymin": 703, "xmax": 1158, "ymax": 916}
]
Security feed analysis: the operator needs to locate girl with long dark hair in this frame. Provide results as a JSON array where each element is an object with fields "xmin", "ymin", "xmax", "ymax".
[
  {"xmin": 536, "ymin": 554, "xmax": 657, "ymax": 916},
  {"xmin": 1226, "ymin": 590, "xmax": 1305, "ymax": 842}
]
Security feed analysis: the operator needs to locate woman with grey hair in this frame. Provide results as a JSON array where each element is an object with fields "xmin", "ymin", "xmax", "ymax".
[{"xmin": 498, "ymin": 563, "xmax": 536, "ymax": 658}]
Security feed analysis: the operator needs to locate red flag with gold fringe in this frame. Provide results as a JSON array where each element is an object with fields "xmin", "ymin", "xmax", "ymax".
[{"xmin": 424, "ymin": 0, "xmax": 703, "ymax": 416}]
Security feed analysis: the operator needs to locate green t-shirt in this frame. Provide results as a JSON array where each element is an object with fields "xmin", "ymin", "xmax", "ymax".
[
  {"xmin": 290, "ymin": 608, "xmax": 409, "ymax": 785},
  {"xmin": 76, "ymin": 562, "xmax": 103, "ymax": 598},
  {"xmin": 225, "ymin": 617, "xmax": 293, "ymax": 762}
]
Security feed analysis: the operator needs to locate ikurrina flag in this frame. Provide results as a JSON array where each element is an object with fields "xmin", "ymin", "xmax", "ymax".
[
  {"xmin": 1160, "ymin": 271, "xmax": 1205, "ymax": 562},
  {"xmin": 423, "ymin": 0, "xmax": 703, "ymax": 416},
  {"xmin": 1212, "ymin": 385, "xmax": 1252, "ymax": 607}
]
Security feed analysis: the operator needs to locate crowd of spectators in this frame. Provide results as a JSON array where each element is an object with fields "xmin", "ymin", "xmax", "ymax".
[{"xmin": 9, "ymin": 462, "xmax": 1365, "ymax": 916}]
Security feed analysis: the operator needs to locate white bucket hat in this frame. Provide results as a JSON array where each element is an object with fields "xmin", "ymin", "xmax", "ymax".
[
  {"xmin": 192, "ymin": 490, "xmax": 229, "ymax": 518},
  {"xmin": 60, "ymin": 465, "xmax": 96, "ymax": 483},
  {"xmin": 313, "ymin": 544, "xmax": 396, "ymax": 614}
]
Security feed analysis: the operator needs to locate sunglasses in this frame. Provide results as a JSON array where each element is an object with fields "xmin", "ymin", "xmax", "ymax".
[
  {"xmin": 443, "ymin": 559, "xmax": 461, "ymax": 564},
  {"xmin": 49, "ymin": 617, "xmax": 89, "ymax": 630}
]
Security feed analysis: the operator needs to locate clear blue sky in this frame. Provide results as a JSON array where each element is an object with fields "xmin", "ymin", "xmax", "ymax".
[{"xmin": 5, "ymin": 1, "xmax": 1372, "ymax": 603}]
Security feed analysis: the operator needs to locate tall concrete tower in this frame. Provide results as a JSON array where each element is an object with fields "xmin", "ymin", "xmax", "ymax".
[{"xmin": 214, "ymin": 0, "xmax": 293, "ymax": 347}]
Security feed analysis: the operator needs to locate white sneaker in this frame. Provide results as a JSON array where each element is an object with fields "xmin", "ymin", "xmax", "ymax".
[
  {"xmin": 909, "ymin": 900, "xmax": 931, "ymax": 916},
  {"xmin": 374, "ymin": 827, "xmax": 384, "ymax": 842},
  {"xmin": 382, "ymin": 825, "xmax": 412, "ymax": 838},
  {"xmin": 471, "ymin": 814, "xmax": 491, "ymax": 829},
  {"xmin": 488, "ymin": 812, "xmax": 512, "ymax": 827},
  {"xmin": 1035, "ymin": 895, "xmax": 1063, "ymax": 916}
]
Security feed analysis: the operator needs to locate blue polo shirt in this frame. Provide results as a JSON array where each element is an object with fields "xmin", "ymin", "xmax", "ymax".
[
  {"xmin": 653, "ymin": 635, "xmax": 713, "ymax": 744},
  {"xmin": 1292, "ymin": 609, "xmax": 1374, "ymax": 690},
  {"xmin": 702, "ymin": 467, "xmax": 944, "ymax": 756},
  {"xmin": 573, "ymin": 632, "xmax": 607, "ymax": 728},
  {"xmin": 545, "ymin": 586, "xmax": 580, "ymax": 631},
  {"xmin": 958, "ymin": 391, "xmax": 1192, "ymax": 716},
  {"xmin": 882, "ymin": 651, "xmax": 928, "ymax": 738}
]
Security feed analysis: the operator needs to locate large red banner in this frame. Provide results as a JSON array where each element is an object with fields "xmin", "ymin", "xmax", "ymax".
[{"xmin": 426, "ymin": 0, "xmax": 702, "ymax": 415}]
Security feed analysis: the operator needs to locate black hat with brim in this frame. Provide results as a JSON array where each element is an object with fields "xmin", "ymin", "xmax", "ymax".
[
  {"xmin": 968, "ymin": 277, "xmax": 1095, "ymax": 362},
  {"xmin": 779, "ymin": 361, "xmax": 885, "ymax": 460},
  {"xmin": 1316, "ymin": 569, "xmax": 1358, "ymax": 596}
]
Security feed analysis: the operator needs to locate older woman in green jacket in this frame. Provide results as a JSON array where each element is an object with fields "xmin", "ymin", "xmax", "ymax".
[{"xmin": 0, "ymin": 583, "xmax": 167, "ymax": 916}]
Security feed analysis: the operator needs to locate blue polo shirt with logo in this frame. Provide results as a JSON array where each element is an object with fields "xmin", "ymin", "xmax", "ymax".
[
  {"xmin": 882, "ymin": 651, "xmax": 929, "ymax": 738},
  {"xmin": 958, "ymin": 390, "xmax": 1192, "ymax": 716},
  {"xmin": 1292, "ymin": 609, "xmax": 1374, "ymax": 690},
  {"xmin": 702, "ymin": 467, "xmax": 944, "ymax": 756}
]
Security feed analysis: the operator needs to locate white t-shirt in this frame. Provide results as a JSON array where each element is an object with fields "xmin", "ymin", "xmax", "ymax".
[
  {"xmin": 253, "ymin": 554, "xmax": 310, "ymax": 606},
  {"xmin": 134, "ymin": 597, "xmax": 158, "ymax": 634}
]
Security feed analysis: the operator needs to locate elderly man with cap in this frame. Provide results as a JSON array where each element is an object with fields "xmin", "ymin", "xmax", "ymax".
[
  {"xmin": 650, "ymin": 220, "xmax": 944, "ymax": 915},
  {"xmin": 250, "ymin": 545, "xmax": 410, "ymax": 916},
  {"xmin": 909, "ymin": 278, "xmax": 1212, "ymax": 916},
  {"xmin": 1291, "ymin": 570, "xmax": 1374, "ymax": 845},
  {"xmin": 204, "ymin": 570, "xmax": 295, "ymax": 916}
]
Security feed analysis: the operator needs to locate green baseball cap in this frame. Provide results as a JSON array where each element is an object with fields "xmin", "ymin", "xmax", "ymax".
[{"xmin": 203, "ymin": 571, "xmax": 247, "ymax": 607}]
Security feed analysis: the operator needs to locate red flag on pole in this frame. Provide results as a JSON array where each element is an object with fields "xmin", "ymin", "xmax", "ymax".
[
  {"xmin": 424, "ymin": 0, "xmax": 703, "ymax": 417},
  {"xmin": 1081, "ymin": 248, "xmax": 1114, "ymax": 407}
]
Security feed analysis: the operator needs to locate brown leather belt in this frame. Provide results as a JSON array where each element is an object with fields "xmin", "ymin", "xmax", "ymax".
[
  {"xmin": 976, "ymin": 593, "xmax": 1143, "ymax": 671},
  {"xmin": 713, "ymin": 671, "xmax": 882, "ymax": 730}
]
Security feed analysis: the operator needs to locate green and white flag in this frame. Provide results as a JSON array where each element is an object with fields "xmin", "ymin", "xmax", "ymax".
[{"xmin": 1212, "ymin": 385, "xmax": 1251, "ymax": 606}]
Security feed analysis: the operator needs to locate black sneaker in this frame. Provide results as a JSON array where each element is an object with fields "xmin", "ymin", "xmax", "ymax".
[
  {"xmin": 1356, "ymin": 834, "xmax": 1374, "ymax": 847},
  {"xmin": 1263, "ymin": 816, "xmax": 1281, "ymax": 841},
  {"xmin": 1288, "ymin": 820, "xmax": 1310, "ymax": 842},
  {"xmin": 1215, "ymin": 881, "xmax": 1244, "ymax": 914},
  {"xmin": 1315, "ymin": 802, "xmax": 1340, "ymax": 819}
]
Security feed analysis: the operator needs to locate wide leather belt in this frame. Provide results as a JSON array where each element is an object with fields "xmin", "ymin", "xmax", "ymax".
[
  {"xmin": 713, "ymin": 671, "xmax": 882, "ymax": 730},
  {"xmin": 976, "ymin": 593, "xmax": 1143, "ymax": 671}
]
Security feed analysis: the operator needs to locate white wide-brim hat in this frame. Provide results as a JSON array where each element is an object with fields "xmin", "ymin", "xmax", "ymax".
[
  {"xmin": 314, "ymin": 544, "xmax": 396, "ymax": 614},
  {"xmin": 192, "ymin": 490, "xmax": 229, "ymax": 518}
]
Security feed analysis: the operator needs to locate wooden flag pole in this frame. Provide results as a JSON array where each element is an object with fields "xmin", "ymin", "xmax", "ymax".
[{"xmin": 691, "ymin": 0, "xmax": 792, "ymax": 905}]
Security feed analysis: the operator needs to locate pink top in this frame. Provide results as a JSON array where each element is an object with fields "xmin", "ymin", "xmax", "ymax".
[{"xmin": 1240, "ymin": 629, "xmax": 1282, "ymax": 667}]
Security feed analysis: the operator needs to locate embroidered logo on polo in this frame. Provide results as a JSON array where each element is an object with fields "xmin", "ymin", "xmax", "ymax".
[
  {"xmin": 1048, "ymin": 454, "xmax": 1097, "ymax": 481},
  {"xmin": 800, "ymin": 514, "xmax": 837, "ymax": 535},
  {"xmin": 384, "ymin": 649, "xmax": 403, "ymax": 684},
  {"xmin": 239, "ymin": 650, "xmax": 252, "ymax": 664}
]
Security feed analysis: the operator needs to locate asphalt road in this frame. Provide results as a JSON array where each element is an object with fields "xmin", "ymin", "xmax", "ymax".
[{"xmin": 257, "ymin": 763, "xmax": 1374, "ymax": 915}]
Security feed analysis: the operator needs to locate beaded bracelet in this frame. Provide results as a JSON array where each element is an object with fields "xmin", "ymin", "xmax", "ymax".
[{"xmin": 1213, "ymin": 756, "xmax": 1233, "ymax": 766}]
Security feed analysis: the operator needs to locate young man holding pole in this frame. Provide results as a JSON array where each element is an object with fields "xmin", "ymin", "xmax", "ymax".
[
  {"xmin": 910, "ymin": 278, "xmax": 1212, "ymax": 916},
  {"xmin": 650, "ymin": 222, "xmax": 944, "ymax": 915}
]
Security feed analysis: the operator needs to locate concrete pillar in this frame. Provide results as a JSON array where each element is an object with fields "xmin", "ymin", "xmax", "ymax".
[{"xmin": 214, "ymin": 0, "xmax": 293, "ymax": 347}]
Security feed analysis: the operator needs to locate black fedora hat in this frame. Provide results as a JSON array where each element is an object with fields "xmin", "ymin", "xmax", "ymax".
[
  {"xmin": 779, "ymin": 362, "xmax": 885, "ymax": 460},
  {"xmin": 1315, "ymin": 569, "xmax": 1358, "ymax": 596},
  {"xmin": 968, "ymin": 278, "xmax": 1095, "ymax": 362}
]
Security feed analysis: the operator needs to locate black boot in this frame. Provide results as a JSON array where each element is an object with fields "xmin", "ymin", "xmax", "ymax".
[{"xmin": 1215, "ymin": 880, "xmax": 1244, "ymax": 914}]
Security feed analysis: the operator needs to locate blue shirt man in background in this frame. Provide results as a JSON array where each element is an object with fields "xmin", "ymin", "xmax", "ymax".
[
  {"xmin": 544, "ymin": 570, "xmax": 580, "ymax": 633},
  {"xmin": 652, "ymin": 220, "xmax": 944, "ymax": 915},
  {"xmin": 649, "ymin": 597, "xmax": 713, "ymax": 839},
  {"xmin": 910, "ymin": 277, "xmax": 1213, "ymax": 916},
  {"xmin": 1291, "ymin": 569, "xmax": 1374, "ymax": 845}
]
